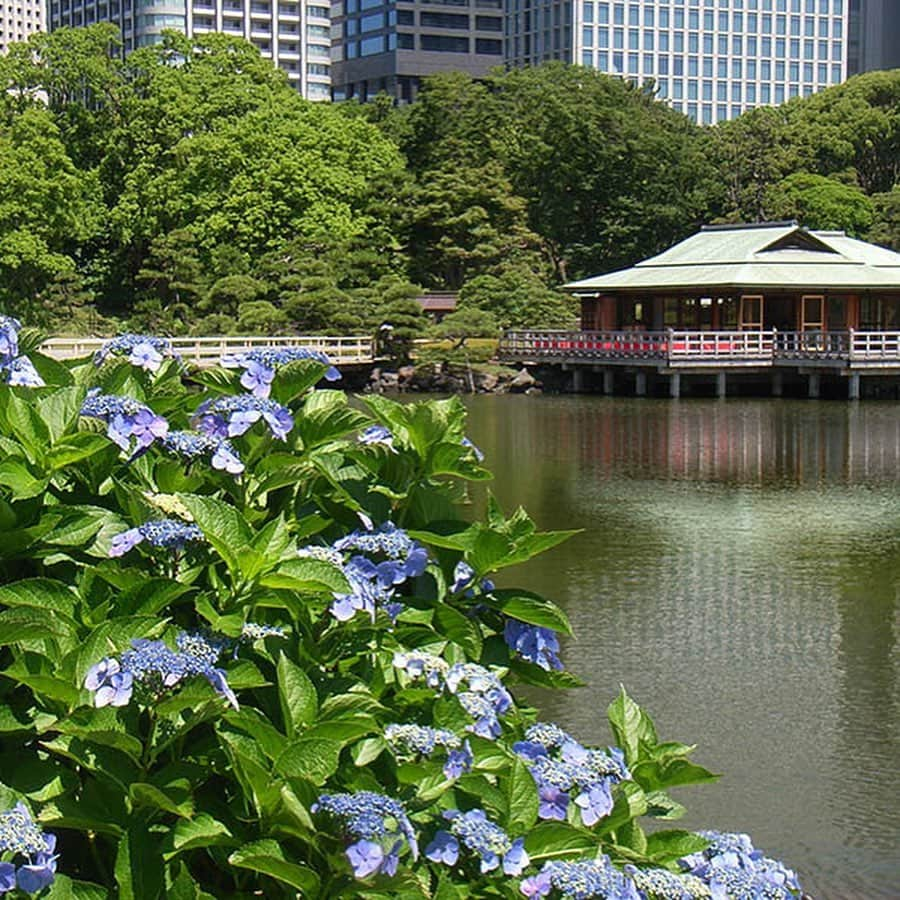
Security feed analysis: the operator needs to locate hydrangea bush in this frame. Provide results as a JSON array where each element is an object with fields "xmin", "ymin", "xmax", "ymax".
[{"xmin": 0, "ymin": 322, "xmax": 805, "ymax": 898}]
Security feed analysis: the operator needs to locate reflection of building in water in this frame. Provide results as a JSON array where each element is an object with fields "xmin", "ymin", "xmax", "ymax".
[{"xmin": 573, "ymin": 402, "xmax": 900, "ymax": 485}]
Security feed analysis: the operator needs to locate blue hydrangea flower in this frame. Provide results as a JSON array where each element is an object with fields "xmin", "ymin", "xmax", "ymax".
[
  {"xmin": 160, "ymin": 430, "xmax": 245, "ymax": 475},
  {"xmin": 678, "ymin": 831, "xmax": 802, "ymax": 899},
  {"xmin": 514, "ymin": 724, "xmax": 629, "ymax": 827},
  {"xmin": 84, "ymin": 631, "xmax": 239, "ymax": 710},
  {"xmin": 109, "ymin": 519, "xmax": 204, "ymax": 557},
  {"xmin": 392, "ymin": 651, "xmax": 449, "ymax": 689},
  {"xmin": 80, "ymin": 389, "xmax": 169, "ymax": 453},
  {"xmin": 94, "ymin": 334, "xmax": 177, "ymax": 372},
  {"xmin": 193, "ymin": 395, "xmax": 293, "ymax": 441},
  {"xmin": 358, "ymin": 425, "xmax": 395, "ymax": 448},
  {"xmin": 426, "ymin": 809, "xmax": 528, "ymax": 876},
  {"xmin": 520, "ymin": 857, "xmax": 641, "ymax": 900},
  {"xmin": 623, "ymin": 865, "xmax": 712, "ymax": 900},
  {"xmin": 461, "ymin": 436, "xmax": 484, "ymax": 461},
  {"xmin": 504, "ymin": 619, "xmax": 564, "ymax": 671},
  {"xmin": 5, "ymin": 355, "xmax": 44, "ymax": 387},
  {"xmin": 222, "ymin": 347, "xmax": 340, "ymax": 398},
  {"xmin": 313, "ymin": 791, "xmax": 417, "ymax": 879},
  {"xmin": 0, "ymin": 802, "xmax": 57, "ymax": 896},
  {"xmin": 0, "ymin": 315, "xmax": 22, "ymax": 360},
  {"xmin": 384, "ymin": 724, "xmax": 473, "ymax": 779},
  {"xmin": 240, "ymin": 622, "xmax": 285, "ymax": 642},
  {"xmin": 450, "ymin": 560, "xmax": 495, "ymax": 596}
]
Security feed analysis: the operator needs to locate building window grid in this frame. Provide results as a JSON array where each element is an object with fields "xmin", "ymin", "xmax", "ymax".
[{"xmin": 581, "ymin": 3, "xmax": 843, "ymax": 122}]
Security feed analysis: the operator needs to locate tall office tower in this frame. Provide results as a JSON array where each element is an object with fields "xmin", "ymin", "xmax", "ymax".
[
  {"xmin": 47, "ymin": 0, "xmax": 332, "ymax": 99},
  {"xmin": 506, "ymin": 0, "xmax": 851, "ymax": 124},
  {"xmin": 848, "ymin": 0, "xmax": 900, "ymax": 74},
  {"xmin": 1, "ymin": 0, "xmax": 44, "ymax": 53},
  {"xmin": 330, "ymin": 0, "xmax": 504, "ymax": 102}
]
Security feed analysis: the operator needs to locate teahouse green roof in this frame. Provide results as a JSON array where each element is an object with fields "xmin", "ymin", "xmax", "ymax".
[{"xmin": 565, "ymin": 223, "xmax": 900, "ymax": 294}]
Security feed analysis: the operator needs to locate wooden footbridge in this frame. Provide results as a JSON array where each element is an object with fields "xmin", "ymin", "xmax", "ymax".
[{"xmin": 41, "ymin": 335, "xmax": 376, "ymax": 367}]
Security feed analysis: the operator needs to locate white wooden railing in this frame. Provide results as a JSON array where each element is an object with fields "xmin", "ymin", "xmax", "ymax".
[
  {"xmin": 41, "ymin": 335, "xmax": 376, "ymax": 366},
  {"xmin": 849, "ymin": 330, "xmax": 900, "ymax": 363},
  {"xmin": 667, "ymin": 330, "xmax": 774, "ymax": 361}
]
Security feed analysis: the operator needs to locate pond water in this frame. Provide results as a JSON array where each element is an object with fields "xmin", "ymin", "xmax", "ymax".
[{"xmin": 463, "ymin": 395, "xmax": 900, "ymax": 900}]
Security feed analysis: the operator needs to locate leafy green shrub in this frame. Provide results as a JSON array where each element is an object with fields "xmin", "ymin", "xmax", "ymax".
[{"xmin": 0, "ymin": 318, "xmax": 804, "ymax": 898}]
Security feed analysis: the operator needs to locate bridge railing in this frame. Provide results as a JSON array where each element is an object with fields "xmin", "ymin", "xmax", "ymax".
[
  {"xmin": 40, "ymin": 335, "xmax": 376, "ymax": 366},
  {"xmin": 849, "ymin": 330, "xmax": 900, "ymax": 363},
  {"xmin": 667, "ymin": 329, "xmax": 774, "ymax": 361}
]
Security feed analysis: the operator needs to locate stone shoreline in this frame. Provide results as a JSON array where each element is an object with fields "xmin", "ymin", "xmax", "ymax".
[{"xmin": 366, "ymin": 362, "xmax": 545, "ymax": 395}]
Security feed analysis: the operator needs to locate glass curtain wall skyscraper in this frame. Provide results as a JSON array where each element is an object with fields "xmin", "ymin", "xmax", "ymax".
[
  {"xmin": 47, "ymin": 0, "xmax": 332, "ymax": 99},
  {"xmin": 506, "ymin": 0, "xmax": 850, "ymax": 123}
]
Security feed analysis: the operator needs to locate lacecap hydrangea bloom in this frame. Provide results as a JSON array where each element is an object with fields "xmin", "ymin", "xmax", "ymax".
[
  {"xmin": 514, "ymin": 723, "xmax": 630, "ymax": 826},
  {"xmin": 384, "ymin": 723, "xmax": 473, "ymax": 779},
  {"xmin": 193, "ymin": 395, "xmax": 293, "ymax": 441},
  {"xmin": 678, "ymin": 831, "xmax": 803, "ymax": 900},
  {"xmin": 0, "ymin": 802, "xmax": 57, "ymax": 895},
  {"xmin": 85, "ymin": 631, "xmax": 239, "ymax": 710},
  {"xmin": 623, "ymin": 865, "xmax": 712, "ymax": 900},
  {"xmin": 160, "ymin": 430, "xmax": 244, "ymax": 475},
  {"xmin": 109, "ymin": 519, "xmax": 204, "ymax": 557},
  {"xmin": 313, "ymin": 791, "xmax": 418, "ymax": 879},
  {"xmin": 393, "ymin": 652, "xmax": 513, "ymax": 739},
  {"xmin": 80, "ymin": 389, "xmax": 169, "ymax": 453},
  {"xmin": 0, "ymin": 316, "xmax": 44, "ymax": 388},
  {"xmin": 94, "ymin": 334, "xmax": 177, "ymax": 372},
  {"xmin": 300, "ymin": 522, "xmax": 429, "ymax": 623},
  {"xmin": 426, "ymin": 808, "xmax": 528, "ymax": 876},
  {"xmin": 520, "ymin": 857, "xmax": 641, "ymax": 900},
  {"xmin": 222, "ymin": 347, "xmax": 340, "ymax": 398}
]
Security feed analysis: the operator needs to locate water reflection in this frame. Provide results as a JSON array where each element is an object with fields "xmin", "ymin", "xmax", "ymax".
[{"xmin": 464, "ymin": 396, "xmax": 900, "ymax": 900}]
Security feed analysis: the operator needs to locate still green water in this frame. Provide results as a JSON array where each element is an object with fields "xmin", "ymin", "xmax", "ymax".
[{"xmin": 463, "ymin": 396, "xmax": 900, "ymax": 900}]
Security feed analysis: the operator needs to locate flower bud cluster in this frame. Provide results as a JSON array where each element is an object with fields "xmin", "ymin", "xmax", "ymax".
[
  {"xmin": 160, "ymin": 430, "xmax": 244, "ymax": 475},
  {"xmin": 393, "ymin": 652, "xmax": 512, "ymax": 739},
  {"xmin": 193, "ymin": 394, "xmax": 293, "ymax": 441},
  {"xmin": 80, "ymin": 389, "xmax": 169, "ymax": 453},
  {"xmin": 109, "ymin": 519, "xmax": 204, "ymax": 557},
  {"xmin": 313, "ymin": 791, "xmax": 418, "ymax": 879},
  {"xmin": 94, "ymin": 334, "xmax": 177, "ymax": 372},
  {"xmin": 0, "ymin": 802, "xmax": 57, "ymax": 895},
  {"xmin": 222, "ymin": 347, "xmax": 340, "ymax": 397},
  {"xmin": 520, "ymin": 857, "xmax": 641, "ymax": 899},
  {"xmin": 384, "ymin": 723, "xmax": 473, "ymax": 779},
  {"xmin": 623, "ymin": 865, "xmax": 711, "ymax": 900},
  {"xmin": 678, "ymin": 831, "xmax": 803, "ymax": 899},
  {"xmin": 0, "ymin": 316, "xmax": 43, "ymax": 388},
  {"xmin": 84, "ymin": 631, "xmax": 239, "ymax": 710},
  {"xmin": 514, "ymin": 724, "xmax": 629, "ymax": 827},
  {"xmin": 426, "ymin": 808, "xmax": 528, "ymax": 876}
]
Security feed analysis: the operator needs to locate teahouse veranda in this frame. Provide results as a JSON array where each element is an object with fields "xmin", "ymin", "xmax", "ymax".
[{"xmin": 500, "ymin": 222, "xmax": 900, "ymax": 398}]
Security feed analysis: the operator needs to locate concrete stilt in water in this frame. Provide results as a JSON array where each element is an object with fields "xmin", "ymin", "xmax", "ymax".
[
  {"xmin": 772, "ymin": 372, "xmax": 783, "ymax": 397},
  {"xmin": 808, "ymin": 373, "xmax": 820, "ymax": 399},
  {"xmin": 848, "ymin": 373, "xmax": 860, "ymax": 400},
  {"xmin": 603, "ymin": 369, "xmax": 614, "ymax": 395},
  {"xmin": 635, "ymin": 371, "xmax": 647, "ymax": 396},
  {"xmin": 670, "ymin": 372, "xmax": 681, "ymax": 399},
  {"xmin": 572, "ymin": 367, "xmax": 585, "ymax": 393},
  {"xmin": 716, "ymin": 371, "xmax": 727, "ymax": 398}
]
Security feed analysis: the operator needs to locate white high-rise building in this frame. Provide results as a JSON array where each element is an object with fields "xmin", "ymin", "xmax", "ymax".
[
  {"xmin": 1, "ymin": 0, "xmax": 45, "ymax": 53},
  {"xmin": 47, "ymin": 0, "xmax": 331, "ymax": 100},
  {"xmin": 505, "ymin": 0, "xmax": 850, "ymax": 124}
]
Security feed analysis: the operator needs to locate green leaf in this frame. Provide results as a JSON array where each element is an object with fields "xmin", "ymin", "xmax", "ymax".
[
  {"xmin": 0, "ymin": 458, "xmax": 48, "ymax": 499},
  {"xmin": 494, "ymin": 590, "xmax": 573, "ymax": 635},
  {"xmin": 523, "ymin": 823, "xmax": 599, "ymax": 860},
  {"xmin": 644, "ymin": 829, "xmax": 710, "ymax": 863},
  {"xmin": 115, "ymin": 825, "xmax": 165, "ymax": 900},
  {"xmin": 5, "ymin": 391, "xmax": 50, "ymax": 462},
  {"xmin": 277, "ymin": 653, "xmax": 318, "ymax": 737},
  {"xmin": 0, "ymin": 578, "xmax": 78, "ymax": 616},
  {"xmin": 506, "ymin": 757, "xmax": 539, "ymax": 833},
  {"xmin": 229, "ymin": 839, "xmax": 320, "ymax": 895},
  {"xmin": 162, "ymin": 813, "xmax": 234, "ymax": 859},
  {"xmin": 260, "ymin": 558, "xmax": 350, "ymax": 594},
  {"xmin": 46, "ymin": 433, "xmax": 110, "ymax": 470},
  {"xmin": 433, "ymin": 604, "xmax": 483, "ymax": 658},
  {"xmin": 596, "ymin": 781, "xmax": 648, "ymax": 835},
  {"xmin": 644, "ymin": 790, "xmax": 687, "ymax": 821},
  {"xmin": 607, "ymin": 686, "xmax": 655, "ymax": 765},
  {"xmin": 178, "ymin": 494, "xmax": 251, "ymax": 575},
  {"xmin": 275, "ymin": 738, "xmax": 341, "ymax": 784},
  {"xmin": 129, "ymin": 782, "xmax": 193, "ymax": 819}
]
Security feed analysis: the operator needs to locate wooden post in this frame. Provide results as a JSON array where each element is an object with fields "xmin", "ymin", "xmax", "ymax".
[
  {"xmin": 716, "ymin": 371, "xmax": 727, "ymax": 398},
  {"xmin": 848, "ymin": 373, "xmax": 860, "ymax": 401},
  {"xmin": 808, "ymin": 373, "xmax": 820, "ymax": 399},
  {"xmin": 572, "ymin": 367, "xmax": 585, "ymax": 393},
  {"xmin": 670, "ymin": 372, "xmax": 681, "ymax": 399},
  {"xmin": 635, "ymin": 371, "xmax": 647, "ymax": 396},
  {"xmin": 603, "ymin": 369, "xmax": 614, "ymax": 395},
  {"xmin": 772, "ymin": 372, "xmax": 783, "ymax": 397}
]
